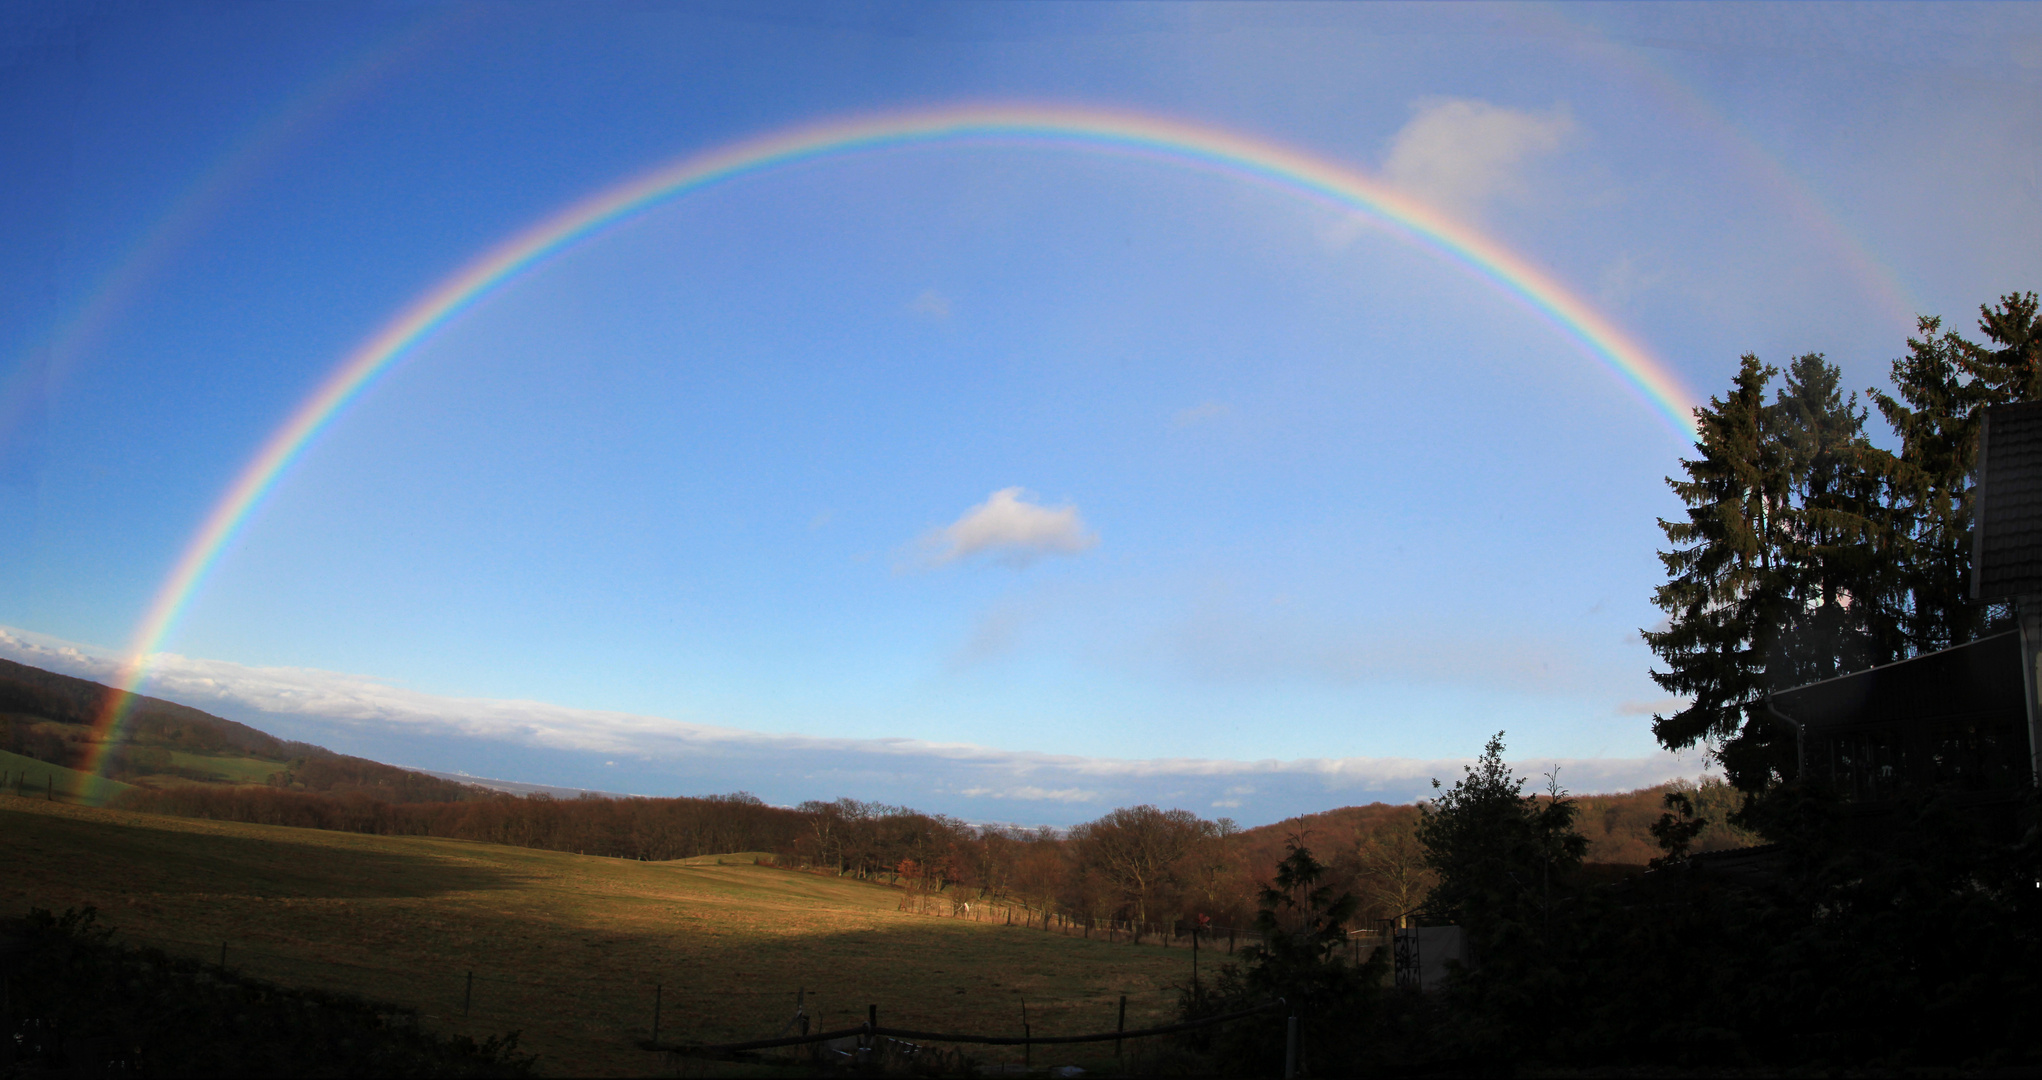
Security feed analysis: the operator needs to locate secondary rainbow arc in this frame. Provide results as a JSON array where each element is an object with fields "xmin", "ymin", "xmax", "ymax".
[{"xmin": 84, "ymin": 103, "xmax": 1701, "ymax": 780}]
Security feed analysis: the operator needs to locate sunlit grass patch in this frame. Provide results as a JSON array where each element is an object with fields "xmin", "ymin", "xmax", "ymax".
[{"xmin": 5, "ymin": 797, "xmax": 1203, "ymax": 1077}]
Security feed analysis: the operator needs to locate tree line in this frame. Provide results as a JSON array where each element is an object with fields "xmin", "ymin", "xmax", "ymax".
[
  {"xmin": 112, "ymin": 773, "xmax": 1742, "ymax": 936},
  {"xmin": 1175, "ymin": 727, "xmax": 2040, "ymax": 1074}
]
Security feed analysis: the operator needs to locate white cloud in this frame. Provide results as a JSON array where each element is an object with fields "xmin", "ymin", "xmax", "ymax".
[
  {"xmin": 0, "ymin": 625, "xmax": 1708, "ymax": 825},
  {"xmin": 958, "ymin": 785, "xmax": 1102, "ymax": 803},
  {"xmin": 1382, "ymin": 98, "xmax": 1574, "ymax": 219},
  {"xmin": 916, "ymin": 487, "xmax": 1097, "ymax": 568}
]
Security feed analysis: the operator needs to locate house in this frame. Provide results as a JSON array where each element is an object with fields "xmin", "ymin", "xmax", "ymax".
[
  {"xmin": 1765, "ymin": 400, "xmax": 2042, "ymax": 811},
  {"xmin": 1764, "ymin": 629, "xmax": 2029, "ymax": 803}
]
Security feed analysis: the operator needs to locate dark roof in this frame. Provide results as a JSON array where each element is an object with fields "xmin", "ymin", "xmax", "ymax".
[
  {"xmin": 1766, "ymin": 631, "xmax": 2023, "ymax": 731},
  {"xmin": 1972, "ymin": 400, "xmax": 2042, "ymax": 599}
]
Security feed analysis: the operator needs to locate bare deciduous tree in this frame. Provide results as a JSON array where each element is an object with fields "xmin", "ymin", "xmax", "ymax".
[{"xmin": 1071, "ymin": 804, "xmax": 1207, "ymax": 928}]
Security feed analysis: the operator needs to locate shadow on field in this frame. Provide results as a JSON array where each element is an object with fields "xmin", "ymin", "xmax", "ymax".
[
  {"xmin": 1, "ymin": 802, "xmax": 520, "ymax": 900},
  {"xmin": 6, "ymin": 809, "xmax": 1201, "ymax": 1075},
  {"xmin": 575, "ymin": 907, "xmax": 1197, "ymax": 1045}
]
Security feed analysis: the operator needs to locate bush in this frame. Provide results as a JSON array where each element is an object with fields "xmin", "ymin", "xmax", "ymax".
[{"xmin": 1177, "ymin": 838, "xmax": 1384, "ymax": 1076}]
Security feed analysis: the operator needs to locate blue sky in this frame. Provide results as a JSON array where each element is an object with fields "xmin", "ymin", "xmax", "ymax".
[{"xmin": 3, "ymin": 2, "xmax": 2039, "ymax": 824}]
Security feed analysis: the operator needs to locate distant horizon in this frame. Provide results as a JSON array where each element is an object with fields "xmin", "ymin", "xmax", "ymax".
[{"xmin": 3, "ymin": 623, "xmax": 1712, "ymax": 829}]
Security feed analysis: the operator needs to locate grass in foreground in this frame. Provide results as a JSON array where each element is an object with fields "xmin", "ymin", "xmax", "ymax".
[{"xmin": 4, "ymin": 796, "xmax": 1205, "ymax": 1077}]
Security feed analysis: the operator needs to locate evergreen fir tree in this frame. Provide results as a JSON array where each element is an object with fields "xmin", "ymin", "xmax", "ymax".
[
  {"xmin": 1643, "ymin": 355, "xmax": 1788, "ymax": 785},
  {"xmin": 1769, "ymin": 353, "xmax": 1894, "ymax": 683},
  {"xmin": 1649, "ymin": 295, "xmax": 2038, "ymax": 791},
  {"xmin": 1646, "ymin": 353, "xmax": 1887, "ymax": 787},
  {"xmin": 1869, "ymin": 316, "xmax": 1997, "ymax": 653},
  {"xmin": 1965, "ymin": 291, "xmax": 2042, "ymax": 402}
]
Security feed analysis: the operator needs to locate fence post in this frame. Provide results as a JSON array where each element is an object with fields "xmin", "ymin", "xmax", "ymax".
[
  {"xmin": 464, "ymin": 970, "xmax": 474, "ymax": 1017},
  {"xmin": 1022, "ymin": 998, "xmax": 1031, "ymax": 1068},
  {"xmin": 218, "ymin": 942, "xmax": 226, "ymax": 968},
  {"xmin": 652, "ymin": 983, "xmax": 661, "ymax": 1045},
  {"xmin": 1116, "ymin": 994, "xmax": 1126, "ymax": 1058},
  {"xmin": 1284, "ymin": 1012, "xmax": 1298, "ymax": 1079}
]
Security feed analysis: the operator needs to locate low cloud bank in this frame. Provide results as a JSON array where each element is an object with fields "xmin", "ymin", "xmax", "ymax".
[{"xmin": 0, "ymin": 626, "xmax": 1708, "ymax": 826}]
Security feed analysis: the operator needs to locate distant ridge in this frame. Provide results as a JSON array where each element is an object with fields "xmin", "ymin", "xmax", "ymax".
[{"xmin": 0, "ymin": 656, "xmax": 489, "ymax": 803}]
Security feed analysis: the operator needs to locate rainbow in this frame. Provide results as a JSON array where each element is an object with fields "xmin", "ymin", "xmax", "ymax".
[
  {"xmin": 84, "ymin": 103, "xmax": 1699, "ymax": 778},
  {"xmin": 0, "ymin": 8, "xmax": 474, "ymax": 464}
]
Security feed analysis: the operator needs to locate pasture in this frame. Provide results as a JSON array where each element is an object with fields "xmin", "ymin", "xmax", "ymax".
[
  {"xmin": 3, "ymin": 796, "xmax": 1207, "ymax": 1076},
  {"xmin": 0, "ymin": 747, "xmax": 135, "ymax": 803}
]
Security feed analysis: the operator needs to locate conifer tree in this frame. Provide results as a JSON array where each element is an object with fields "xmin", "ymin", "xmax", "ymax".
[
  {"xmin": 1643, "ymin": 355, "xmax": 1788, "ymax": 785},
  {"xmin": 1864, "ymin": 293, "xmax": 2039, "ymax": 653},
  {"xmin": 1868, "ymin": 316, "xmax": 1997, "ymax": 652},
  {"xmin": 1768, "ymin": 353, "xmax": 1895, "ymax": 683},
  {"xmin": 1966, "ymin": 291, "xmax": 2042, "ymax": 401},
  {"xmin": 1648, "ymin": 293, "xmax": 2039, "ymax": 791},
  {"xmin": 1645, "ymin": 353, "xmax": 1885, "ymax": 787}
]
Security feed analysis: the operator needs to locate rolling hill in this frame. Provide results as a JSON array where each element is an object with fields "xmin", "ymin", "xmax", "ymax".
[{"xmin": 0, "ymin": 657, "xmax": 484, "ymax": 803}]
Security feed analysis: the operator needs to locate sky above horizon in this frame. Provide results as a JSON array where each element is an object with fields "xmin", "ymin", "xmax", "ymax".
[{"xmin": 3, "ymin": 2, "xmax": 2039, "ymax": 825}]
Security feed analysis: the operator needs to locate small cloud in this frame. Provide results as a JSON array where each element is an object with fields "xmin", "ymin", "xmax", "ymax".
[
  {"xmin": 908, "ymin": 289, "xmax": 952, "ymax": 320},
  {"xmin": 809, "ymin": 510, "xmax": 835, "ymax": 531},
  {"xmin": 1382, "ymin": 98, "xmax": 1574, "ymax": 219},
  {"xmin": 960, "ymin": 785, "xmax": 1102, "ymax": 803},
  {"xmin": 1211, "ymin": 798, "xmax": 1243, "ymax": 808},
  {"xmin": 915, "ymin": 487, "xmax": 1098, "ymax": 568},
  {"xmin": 1171, "ymin": 401, "xmax": 1231, "ymax": 428}
]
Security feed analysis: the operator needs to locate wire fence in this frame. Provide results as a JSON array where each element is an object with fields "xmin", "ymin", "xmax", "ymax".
[
  {"xmin": 886, "ymin": 889, "xmax": 1388, "ymax": 967},
  {"xmin": 102, "ymin": 924, "xmax": 1208, "ymax": 1068}
]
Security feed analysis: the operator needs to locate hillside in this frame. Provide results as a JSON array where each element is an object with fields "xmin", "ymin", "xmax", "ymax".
[
  {"xmin": 3, "ymin": 796, "xmax": 1202, "ymax": 1078},
  {"xmin": 0, "ymin": 657, "xmax": 483, "ymax": 803},
  {"xmin": 1234, "ymin": 780, "xmax": 1760, "ymax": 872}
]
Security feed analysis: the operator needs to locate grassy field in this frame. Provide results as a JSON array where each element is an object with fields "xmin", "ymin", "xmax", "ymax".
[
  {"xmin": 3, "ymin": 796, "xmax": 1210, "ymax": 1077},
  {"xmin": 0, "ymin": 747, "xmax": 135, "ymax": 802}
]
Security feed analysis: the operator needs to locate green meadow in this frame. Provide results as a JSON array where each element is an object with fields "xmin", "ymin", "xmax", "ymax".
[
  {"xmin": 0, "ymin": 747, "xmax": 135, "ymax": 803},
  {"xmin": 4, "ymin": 796, "xmax": 1206, "ymax": 1077}
]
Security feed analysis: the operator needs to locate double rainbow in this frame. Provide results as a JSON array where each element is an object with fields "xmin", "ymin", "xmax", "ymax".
[{"xmin": 85, "ymin": 103, "xmax": 1699, "ymax": 775}]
